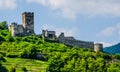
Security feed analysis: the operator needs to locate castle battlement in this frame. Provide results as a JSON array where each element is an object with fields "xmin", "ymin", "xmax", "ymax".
[{"xmin": 9, "ymin": 12, "xmax": 103, "ymax": 52}]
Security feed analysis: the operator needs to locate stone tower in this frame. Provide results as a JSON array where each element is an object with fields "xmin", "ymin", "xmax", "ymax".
[
  {"xmin": 94, "ymin": 43, "xmax": 103, "ymax": 52},
  {"xmin": 22, "ymin": 12, "xmax": 34, "ymax": 35}
]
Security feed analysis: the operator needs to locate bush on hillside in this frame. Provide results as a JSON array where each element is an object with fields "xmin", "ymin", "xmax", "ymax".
[
  {"xmin": 112, "ymin": 54, "xmax": 120, "ymax": 59},
  {"xmin": 22, "ymin": 67, "xmax": 27, "ymax": 72},
  {"xmin": 0, "ymin": 52, "xmax": 6, "ymax": 56},
  {"xmin": 0, "ymin": 36, "xmax": 5, "ymax": 42},
  {"xmin": 10, "ymin": 66, "xmax": 16, "ymax": 72},
  {"xmin": 0, "ymin": 63, "xmax": 8, "ymax": 72},
  {"xmin": 6, "ymin": 53, "xmax": 19, "ymax": 58},
  {"xmin": 20, "ymin": 45, "xmax": 37, "ymax": 59},
  {"xmin": 0, "ymin": 54, "xmax": 6, "ymax": 62},
  {"xmin": 0, "ymin": 21, "xmax": 8, "ymax": 30}
]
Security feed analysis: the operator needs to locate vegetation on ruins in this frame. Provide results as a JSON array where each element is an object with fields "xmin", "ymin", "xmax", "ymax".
[{"xmin": 0, "ymin": 21, "xmax": 120, "ymax": 72}]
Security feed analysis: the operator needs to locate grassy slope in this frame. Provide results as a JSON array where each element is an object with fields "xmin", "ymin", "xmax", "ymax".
[{"xmin": 2, "ymin": 58, "xmax": 47, "ymax": 72}]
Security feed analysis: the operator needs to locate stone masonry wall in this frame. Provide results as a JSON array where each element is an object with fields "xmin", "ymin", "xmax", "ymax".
[{"xmin": 58, "ymin": 37, "xmax": 94, "ymax": 50}]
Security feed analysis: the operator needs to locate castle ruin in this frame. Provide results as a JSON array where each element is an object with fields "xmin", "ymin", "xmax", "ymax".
[
  {"xmin": 42, "ymin": 30, "xmax": 56, "ymax": 39},
  {"xmin": 9, "ymin": 12, "xmax": 34, "ymax": 36},
  {"xmin": 9, "ymin": 12, "xmax": 103, "ymax": 52}
]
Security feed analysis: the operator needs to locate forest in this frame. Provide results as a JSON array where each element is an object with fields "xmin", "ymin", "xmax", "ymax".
[{"xmin": 0, "ymin": 21, "xmax": 120, "ymax": 72}]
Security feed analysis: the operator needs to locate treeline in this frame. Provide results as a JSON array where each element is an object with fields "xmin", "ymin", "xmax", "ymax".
[{"xmin": 47, "ymin": 48, "xmax": 120, "ymax": 72}]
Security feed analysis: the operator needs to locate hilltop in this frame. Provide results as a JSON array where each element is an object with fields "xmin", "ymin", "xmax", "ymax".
[{"xmin": 0, "ymin": 21, "xmax": 120, "ymax": 72}]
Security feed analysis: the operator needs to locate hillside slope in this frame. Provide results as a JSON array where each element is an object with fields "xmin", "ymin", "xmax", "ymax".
[
  {"xmin": 1, "ymin": 21, "xmax": 120, "ymax": 72},
  {"xmin": 103, "ymin": 43, "xmax": 120, "ymax": 54}
]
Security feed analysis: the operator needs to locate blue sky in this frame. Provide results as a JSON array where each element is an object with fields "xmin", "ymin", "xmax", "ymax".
[{"xmin": 0, "ymin": 0, "xmax": 120, "ymax": 47}]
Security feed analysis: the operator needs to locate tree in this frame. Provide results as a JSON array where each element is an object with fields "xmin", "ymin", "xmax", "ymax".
[
  {"xmin": 20, "ymin": 45, "xmax": 37, "ymax": 59},
  {"xmin": 0, "ymin": 36, "xmax": 5, "ymax": 42},
  {"xmin": 0, "ymin": 21, "xmax": 8, "ymax": 30},
  {"xmin": 0, "ymin": 62, "xmax": 8, "ymax": 72},
  {"xmin": 10, "ymin": 66, "xmax": 16, "ymax": 72}
]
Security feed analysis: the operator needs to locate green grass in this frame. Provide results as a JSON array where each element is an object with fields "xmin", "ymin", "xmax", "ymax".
[{"xmin": 2, "ymin": 57, "xmax": 47, "ymax": 72}]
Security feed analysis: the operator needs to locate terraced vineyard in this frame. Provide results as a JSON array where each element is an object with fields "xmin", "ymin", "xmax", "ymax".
[{"xmin": 2, "ymin": 58, "xmax": 46, "ymax": 72}]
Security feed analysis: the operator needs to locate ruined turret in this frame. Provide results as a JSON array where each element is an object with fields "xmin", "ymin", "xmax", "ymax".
[
  {"xmin": 94, "ymin": 43, "xmax": 103, "ymax": 52},
  {"xmin": 42, "ymin": 30, "xmax": 56, "ymax": 39},
  {"xmin": 22, "ymin": 12, "xmax": 34, "ymax": 35}
]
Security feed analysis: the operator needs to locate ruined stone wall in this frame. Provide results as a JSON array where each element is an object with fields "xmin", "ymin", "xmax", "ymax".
[
  {"xmin": 9, "ymin": 23, "xmax": 24, "ymax": 36},
  {"xmin": 58, "ymin": 37, "xmax": 94, "ymax": 50},
  {"xmin": 42, "ymin": 30, "xmax": 56, "ymax": 39}
]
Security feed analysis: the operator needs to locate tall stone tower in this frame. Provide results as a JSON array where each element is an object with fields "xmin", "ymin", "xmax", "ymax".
[{"xmin": 22, "ymin": 12, "xmax": 34, "ymax": 35}]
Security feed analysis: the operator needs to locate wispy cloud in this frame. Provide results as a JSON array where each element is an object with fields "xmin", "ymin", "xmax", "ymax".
[
  {"xmin": 26, "ymin": 0, "xmax": 120, "ymax": 19},
  {"xmin": 98, "ymin": 27, "xmax": 116, "ymax": 37},
  {"xmin": 0, "ymin": 0, "xmax": 17, "ymax": 9},
  {"xmin": 42, "ymin": 24, "xmax": 77, "ymax": 36},
  {"xmin": 97, "ymin": 23, "xmax": 120, "ymax": 37}
]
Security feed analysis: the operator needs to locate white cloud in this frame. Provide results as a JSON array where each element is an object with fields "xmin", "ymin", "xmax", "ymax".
[
  {"xmin": 26, "ymin": 0, "xmax": 120, "ymax": 19},
  {"xmin": 26, "ymin": 0, "xmax": 47, "ymax": 6},
  {"xmin": 42, "ymin": 24, "xmax": 77, "ymax": 36},
  {"xmin": 0, "ymin": 0, "xmax": 17, "ymax": 9},
  {"xmin": 97, "ymin": 42, "xmax": 116, "ymax": 47},
  {"xmin": 98, "ymin": 27, "xmax": 115, "ymax": 37},
  {"xmin": 97, "ymin": 23, "xmax": 120, "ymax": 37}
]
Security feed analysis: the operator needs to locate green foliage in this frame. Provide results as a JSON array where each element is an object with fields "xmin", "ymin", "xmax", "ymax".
[
  {"xmin": 21, "ymin": 67, "xmax": 27, "ymax": 72},
  {"xmin": 0, "ymin": 54, "xmax": 6, "ymax": 62},
  {"xmin": 0, "ymin": 52, "xmax": 6, "ymax": 56},
  {"xmin": 0, "ymin": 21, "xmax": 8, "ymax": 30},
  {"xmin": 6, "ymin": 35, "xmax": 14, "ymax": 42},
  {"xmin": 10, "ymin": 66, "xmax": 16, "ymax": 72},
  {"xmin": 107, "ymin": 62, "xmax": 120, "ymax": 72},
  {"xmin": 6, "ymin": 53, "xmax": 19, "ymax": 58},
  {"xmin": 0, "ymin": 36, "xmax": 5, "ymax": 42},
  {"xmin": 47, "ymin": 48, "xmax": 118, "ymax": 72},
  {"xmin": 112, "ymin": 54, "xmax": 120, "ymax": 59},
  {"xmin": 20, "ymin": 45, "xmax": 37, "ymax": 59},
  {"xmin": 0, "ymin": 62, "xmax": 8, "ymax": 72},
  {"xmin": 0, "ymin": 24, "xmax": 119, "ymax": 72}
]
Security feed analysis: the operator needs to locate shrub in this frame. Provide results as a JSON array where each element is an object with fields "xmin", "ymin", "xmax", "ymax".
[
  {"xmin": 0, "ymin": 21, "xmax": 8, "ymax": 30},
  {"xmin": 6, "ymin": 53, "xmax": 19, "ymax": 58},
  {"xmin": 20, "ymin": 45, "xmax": 37, "ymax": 59},
  {"xmin": 113, "ymin": 54, "xmax": 120, "ymax": 59},
  {"xmin": 0, "ymin": 63, "xmax": 8, "ymax": 72},
  {"xmin": 22, "ymin": 67, "xmax": 27, "ymax": 72},
  {"xmin": 0, "ymin": 36, "xmax": 5, "ymax": 42},
  {"xmin": 0, "ymin": 54, "xmax": 6, "ymax": 62},
  {"xmin": 10, "ymin": 66, "xmax": 16, "ymax": 72},
  {"xmin": 0, "ymin": 52, "xmax": 6, "ymax": 56}
]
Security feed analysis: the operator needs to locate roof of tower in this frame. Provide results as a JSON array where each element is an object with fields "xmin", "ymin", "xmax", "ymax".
[{"xmin": 22, "ymin": 12, "xmax": 34, "ymax": 15}]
